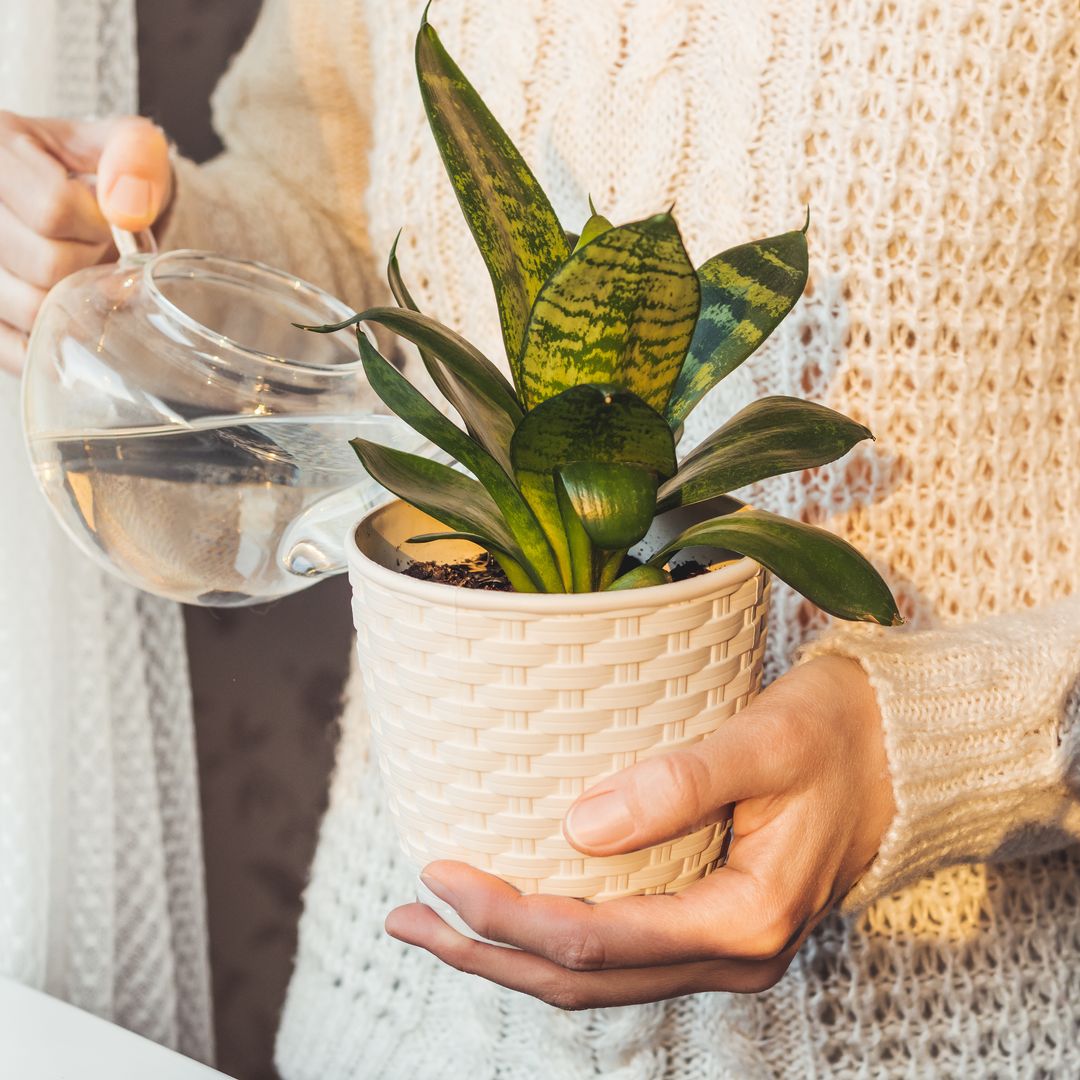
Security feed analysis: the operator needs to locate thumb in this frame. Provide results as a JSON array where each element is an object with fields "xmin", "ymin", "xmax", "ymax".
[
  {"xmin": 562, "ymin": 702, "xmax": 791, "ymax": 857},
  {"xmin": 32, "ymin": 115, "xmax": 172, "ymax": 232},
  {"xmin": 97, "ymin": 118, "xmax": 172, "ymax": 231}
]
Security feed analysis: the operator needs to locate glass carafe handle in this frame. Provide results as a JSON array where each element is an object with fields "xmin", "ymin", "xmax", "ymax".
[
  {"xmin": 79, "ymin": 174, "xmax": 158, "ymax": 261},
  {"xmin": 111, "ymin": 226, "xmax": 158, "ymax": 261},
  {"xmin": 280, "ymin": 482, "xmax": 394, "ymax": 580}
]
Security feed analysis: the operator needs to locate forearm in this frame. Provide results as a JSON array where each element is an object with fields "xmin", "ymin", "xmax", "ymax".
[{"xmin": 800, "ymin": 595, "xmax": 1080, "ymax": 909}]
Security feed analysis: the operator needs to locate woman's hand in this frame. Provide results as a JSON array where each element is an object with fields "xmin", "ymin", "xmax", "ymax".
[
  {"xmin": 385, "ymin": 655, "xmax": 895, "ymax": 1009},
  {"xmin": 0, "ymin": 112, "xmax": 172, "ymax": 375}
]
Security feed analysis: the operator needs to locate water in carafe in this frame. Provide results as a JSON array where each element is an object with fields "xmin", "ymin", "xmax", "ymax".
[{"xmin": 30, "ymin": 413, "xmax": 422, "ymax": 606}]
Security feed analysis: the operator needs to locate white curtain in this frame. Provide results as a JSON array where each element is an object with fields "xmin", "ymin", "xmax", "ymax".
[{"xmin": 0, "ymin": 0, "xmax": 213, "ymax": 1064}]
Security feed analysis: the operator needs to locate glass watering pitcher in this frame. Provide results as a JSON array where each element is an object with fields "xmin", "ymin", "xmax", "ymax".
[{"xmin": 22, "ymin": 229, "xmax": 429, "ymax": 606}]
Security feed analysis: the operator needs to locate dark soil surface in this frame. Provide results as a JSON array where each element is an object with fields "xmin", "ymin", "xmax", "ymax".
[
  {"xmin": 401, "ymin": 554, "xmax": 712, "ymax": 591},
  {"xmin": 669, "ymin": 559, "xmax": 711, "ymax": 581},
  {"xmin": 403, "ymin": 553, "xmax": 512, "ymax": 590}
]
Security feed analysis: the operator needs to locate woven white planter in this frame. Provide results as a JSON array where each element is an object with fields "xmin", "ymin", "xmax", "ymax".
[{"xmin": 348, "ymin": 499, "xmax": 770, "ymax": 902}]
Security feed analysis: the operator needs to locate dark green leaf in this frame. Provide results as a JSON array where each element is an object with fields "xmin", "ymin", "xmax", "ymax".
[
  {"xmin": 559, "ymin": 462, "xmax": 658, "ymax": 550},
  {"xmin": 606, "ymin": 564, "xmax": 670, "ymax": 591},
  {"xmin": 516, "ymin": 214, "xmax": 700, "ymax": 411},
  {"xmin": 511, "ymin": 383, "xmax": 677, "ymax": 478},
  {"xmin": 357, "ymin": 331, "xmax": 563, "ymax": 591},
  {"xmin": 658, "ymin": 396, "xmax": 873, "ymax": 511},
  {"xmin": 650, "ymin": 505, "xmax": 902, "ymax": 625},
  {"xmin": 555, "ymin": 473, "xmax": 594, "ymax": 592},
  {"xmin": 350, "ymin": 439, "xmax": 523, "ymax": 566},
  {"xmin": 666, "ymin": 227, "xmax": 809, "ymax": 426},
  {"xmin": 416, "ymin": 19, "xmax": 569, "ymax": 364},
  {"xmin": 358, "ymin": 305, "xmax": 523, "ymax": 471},
  {"xmin": 386, "ymin": 232, "xmax": 479, "ymax": 435}
]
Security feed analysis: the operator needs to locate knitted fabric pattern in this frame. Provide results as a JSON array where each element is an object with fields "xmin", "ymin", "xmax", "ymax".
[
  {"xmin": 0, "ymin": 0, "xmax": 213, "ymax": 1063},
  {"xmin": 162, "ymin": 0, "xmax": 1080, "ymax": 1075}
]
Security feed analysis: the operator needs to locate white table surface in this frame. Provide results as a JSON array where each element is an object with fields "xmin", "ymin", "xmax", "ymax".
[{"xmin": 0, "ymin": 978, "xmax": 233, "ymax": 1079}]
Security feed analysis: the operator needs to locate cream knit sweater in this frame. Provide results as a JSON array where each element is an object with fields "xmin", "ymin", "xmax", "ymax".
[{"xmin": 161, "ymin": 1, "xmax": 1080, "ymax": 1075}]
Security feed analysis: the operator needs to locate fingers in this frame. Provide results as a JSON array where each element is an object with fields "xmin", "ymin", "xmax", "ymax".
[
  {"xmin": 0, "ymin": 321, "xmax": 27, "ymax": 377},
  {"xmin": 0, "ymin": 267, "xmax": 46, "ymax": 333},
  {"xmin": 0, "ymin": 128, "xmax": 109, "ymax": 243},
  {"xmin": 385, "ymin": 903, "xmax": 786, "ymax": 1009},
  {"xmin": 563, "ymin": 692, "xmax": 797, "ymax": 857},
  {"xmin": 417, "ymin": 859, "xmax": 800, "ymax": 970},
  {"xmin": 95, "ymin": 118, "xmax": 172, "ymax": 231},
  {"xmin": 0, "ymin": 112, "xmax": 172, "ymax": 243},
  {"xmin": 0, "ymin": 200, "xmax": 108, "ymax": 291}
]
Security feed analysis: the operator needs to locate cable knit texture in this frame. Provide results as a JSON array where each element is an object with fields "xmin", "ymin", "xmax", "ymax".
[{"xmin": 161, "ymin": 0, "xmax": 1080, "ymax": 1075}]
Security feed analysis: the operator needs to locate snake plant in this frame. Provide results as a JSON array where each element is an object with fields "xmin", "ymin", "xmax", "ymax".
[{"xmin": 303, "ymin": 11, "xmax": 901, "ymax": 624}]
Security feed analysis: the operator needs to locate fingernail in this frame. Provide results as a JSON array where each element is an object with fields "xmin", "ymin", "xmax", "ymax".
[
  {"xmin": 105, "ymin": 175, "xmax": 152, "ymax": 222},
  {"xmin": 564, "ymin": 790, "xmax": 634, "ymax": 849},
  {"xmin": 419, "ymin": 869, "xmax": 460, "ymax": 910}
]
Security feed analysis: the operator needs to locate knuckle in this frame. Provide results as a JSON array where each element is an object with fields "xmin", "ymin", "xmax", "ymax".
[
  {"xmin": 539, "ymin": 981, "xmax": 588, "ymax": 1012},
  {"xmin": 551, "ymin": 925, "xmax": 606, "ymax": 973},
  {"xmin": 441, "ymin": 936, "xmax": 483, "ymax": 977},
  {"xmin": 747, "ymin": 905, "xmax": 804, "ymax": 961},
  {"xmin": 33, "ymin": 240, "xmax": 76, "ymax": 287},
  {"xmin": 31, "ymin": 183, "xmax": 73, "ymax": 238},
  {"xmin": 653, "ymin": 751, "xmax": 711, "ymax": 823}
]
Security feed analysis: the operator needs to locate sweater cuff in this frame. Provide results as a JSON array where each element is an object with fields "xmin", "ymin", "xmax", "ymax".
[{"xmin": 798, "ymin": 599, "xmax": 1080, "ymax": 911}]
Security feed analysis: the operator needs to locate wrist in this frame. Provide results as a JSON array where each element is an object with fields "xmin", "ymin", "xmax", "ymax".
[{"xmin": 799, "ymin": 608, "xmax": 1080, "ymax": 910}]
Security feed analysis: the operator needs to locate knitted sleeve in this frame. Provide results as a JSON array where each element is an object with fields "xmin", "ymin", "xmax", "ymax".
[
  {"xmin": 156, "ymin": 0, "xmax": 380, "ymax": 311},
  {"xmin": 799, "ymin": 595, "xmax": 1080, "ymax": 911}
]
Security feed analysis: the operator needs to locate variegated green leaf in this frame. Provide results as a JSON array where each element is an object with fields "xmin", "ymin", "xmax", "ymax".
[
  {"xmin": 666, "ymin": 225, "xmax": 809, "ymax": 426},
  {"xmin": 356, "ymin": 331, "xmax": 563, "ymax": 591},
  {"xmin": 658, "ymin": 396, "xmax": 872, "ymax": 511},
  {"xmin": 650, "ymin": 505, "xmax": 902, "ymax": 625},
  {"xmin": 573, "ymin": 209, "xmax": 613, "ymax": 252},
  {"xmin": 358, "ymin": 305, "xmax": 523, "ymax": 472},
  {"xmin": 560, "ymin": 462, "xmax": 658, "ymax": 550},
  {"xmin": 516, "ymin": 214, "xmax": 700, "ymax": 411},
  {"xmin": 416, "ymin": 17, "xmax": 569, "ymax": 364}
]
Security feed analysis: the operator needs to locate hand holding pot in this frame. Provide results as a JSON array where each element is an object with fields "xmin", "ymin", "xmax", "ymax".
[
  {"xmin": 385, "ymin": 655, "xmax": 896, "ymax": 1007},
  {"xmin": 0, "ymin": 112, "xmax": 172, "ymax": 375}
]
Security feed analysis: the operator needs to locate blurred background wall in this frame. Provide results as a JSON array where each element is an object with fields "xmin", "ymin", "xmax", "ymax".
[{"xmin": 137, "ymin": 4, "xmax": 350, "ymax": 1079}]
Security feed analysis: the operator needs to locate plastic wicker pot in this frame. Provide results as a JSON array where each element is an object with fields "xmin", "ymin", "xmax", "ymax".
[{"xmin": 347, "ymin": 498, "xmax": 770, "ymax": 903}]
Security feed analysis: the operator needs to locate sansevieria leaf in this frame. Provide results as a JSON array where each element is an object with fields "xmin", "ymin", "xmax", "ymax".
[
  {"xmin": 658, "ymin": 396, "xmax": 873, "ymax": 511},
  {"xmin": 416, "ymin": 17, "xmax": 569, "ymax": 364},
  {"xmin": 666, "ymin": 224, "xmax": 809, "ymax": 426},
  {"xmin": 650, "ymin": 505, "xmax": 902, "ymax": 625},
  {"xmin": 511, "ymin": 384, "xmax": 677, "ymax": 478},
  {"xmin": 516, "ymin": 213, "xmax": 700, "ymax": 411},
  {"xmin": 350, "ymin": 439, "xmax": 524, "ymax": 570},
  {"xmin": 573, "ymin": 205, "xmax": 613, "ymax": 252},
  {"xmin": 386, "ymin": 233, "xmax": 484, "ymax": 440},
  {"xmin": 357, "ymin": 305, "xmax": 523, "ymax": 472},
  {"xmin": 606, "ymin": 564, "xmax": 670, "ymax": 591},
  {"xmin": 356, "ymin": 331, "xmax": 563, "ymax": 591},
  {"xmin": 511, "ymin": 384, "xmax": 676, "ymax": 556},
  {"xmin": 560, "ymin": 462, "xmax": 659, "ymax": 550}
]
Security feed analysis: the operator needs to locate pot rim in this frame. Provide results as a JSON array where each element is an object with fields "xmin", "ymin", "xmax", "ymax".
[{"xmin": 347, "ymin": 499, "xmax": 764, "ymax": 615}]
